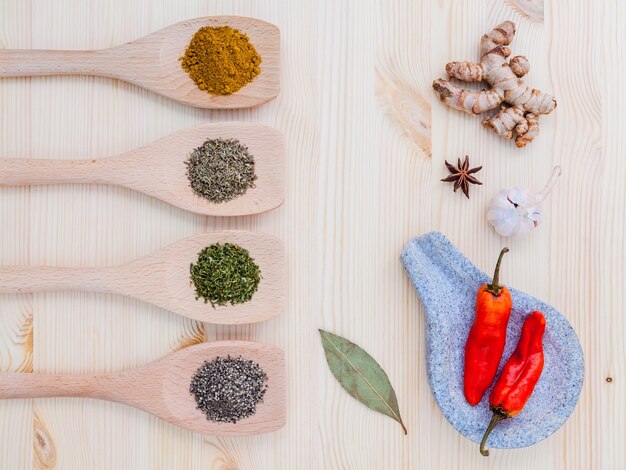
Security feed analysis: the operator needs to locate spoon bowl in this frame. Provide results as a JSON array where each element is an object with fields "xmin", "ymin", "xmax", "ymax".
[
  {"xmin": 0, "ymin": 122, "xmax": 284, "ymax": 216},
  {"xmin": 0, "ymin": 16, "xmax": 280, "ymax": 108},
  {"xmin": 0, "ymin": 341, "xmax": 286, "ymax": 436},
  {"xmin": 0, "ymin": 230, "xmax": 286, "ymax": 324}
]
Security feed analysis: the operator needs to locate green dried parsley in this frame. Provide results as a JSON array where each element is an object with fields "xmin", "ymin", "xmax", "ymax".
[
  {"xmin": 190, "ymin": 243, "xmax": 261, "ymax": 307},
  {"xmin": 185, "ymin": 138, "xmax": 257, "ymax": 204}
]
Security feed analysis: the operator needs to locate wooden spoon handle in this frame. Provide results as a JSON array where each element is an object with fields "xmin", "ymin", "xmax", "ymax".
[
  {"xmin": 0, "ymin": 372, "xmax": 120, "ymax": 399},
  {"xmin": 0, "ymin": 158, "xmax": 120, "ymax": 186},
  {"xmin": 0, "ymin": 266, "xmax": 118, "ymax": 294},
  {"xmin": 0, "ymin": 49, "xmax": 110, "ymax": 77}
]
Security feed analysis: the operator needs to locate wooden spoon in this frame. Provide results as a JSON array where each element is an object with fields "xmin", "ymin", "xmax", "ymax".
[
  {"xmin": 0, "ymin": 122, "xmax": 284, "ymax": 217},
  {"xmin": 0, "ymin": 341, "xmax": 286, "ymax": 436},
  {"xmin": 0, "ymin": 230, "xmax": 285, "ymax": 324},
  {"xmin": 0, "ymin": 16, "xmax": 280, "ymax": 108}
]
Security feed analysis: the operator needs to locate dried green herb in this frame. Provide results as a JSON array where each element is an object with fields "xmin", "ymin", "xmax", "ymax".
[
  {"xmin": 185, "ymin": 138, "xmax": 257, "ymax": 203},
  {"xmin": 319, "ymin": 329, "xmax": 407, "ymax": 434},
  {"xmin": 190, "ymin": 243, "xmax": 261, "ymax": 307}
]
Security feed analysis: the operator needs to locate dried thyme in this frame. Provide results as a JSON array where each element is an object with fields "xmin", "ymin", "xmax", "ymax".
[
  {"xmin": 185, "ymin": 138, "xmax": 257, "ymax": 204},
  {"xmin": 190, "ymin": 355, "xmax": 268, "ymax": 423},
  {"xmin": 190, "ymin": 243, "xmax": 261, "ymax": 306}
]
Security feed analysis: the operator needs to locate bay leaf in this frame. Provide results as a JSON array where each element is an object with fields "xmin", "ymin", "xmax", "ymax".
[{"xmin": 319, "ymin": 329, "xmax": 407, "ymax": 434}]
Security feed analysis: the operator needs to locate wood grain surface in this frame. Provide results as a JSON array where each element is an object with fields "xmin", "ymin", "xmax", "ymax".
[{"xmin": 0, "ymin": 0, "xmax": 624, "ymax": 469}]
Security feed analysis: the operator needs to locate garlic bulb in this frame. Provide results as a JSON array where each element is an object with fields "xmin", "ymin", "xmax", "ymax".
[{"xmin": 487, "ymin": 166, "xmax": 561, "ymax": 238}]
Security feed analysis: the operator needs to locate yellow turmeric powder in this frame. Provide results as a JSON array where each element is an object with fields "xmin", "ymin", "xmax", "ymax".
[{"xmin": 180, "ymin": 26, "xmax": 262, "ymax": 95}]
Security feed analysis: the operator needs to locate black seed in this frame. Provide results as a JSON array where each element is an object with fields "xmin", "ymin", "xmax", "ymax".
[{"xmin": 189, "ymin": 355, "xmax": 268, "ymax": 423}]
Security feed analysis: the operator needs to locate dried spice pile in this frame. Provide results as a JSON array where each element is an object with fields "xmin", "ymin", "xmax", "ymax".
[
  {"xmin": 185, "ymin": 138, "xmax": 257, "ymax": 204},
  {"xmin": 180, "ymin": 25, "xmax": 261, "ymax": 95},
  {"xmin": 190, "ymin": 243, "xmax": 261, "ymax": 306},
  {"xmin": 440, "ymin": 156, "xmax": 482, "ymax": 199},
  {"xmin": 190, "ymin": 355, "xmax": 268, "ymax": 423}
]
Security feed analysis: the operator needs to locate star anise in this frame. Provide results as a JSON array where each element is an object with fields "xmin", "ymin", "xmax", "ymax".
[{"xmin": 441, "ymin": 156, "xmax": 482, "ymax": 199}]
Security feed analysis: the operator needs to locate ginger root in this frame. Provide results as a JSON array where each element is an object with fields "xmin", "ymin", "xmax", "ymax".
[{"xmin": 432, "ymin": 21, "xmax": 556, "ymax": 147}]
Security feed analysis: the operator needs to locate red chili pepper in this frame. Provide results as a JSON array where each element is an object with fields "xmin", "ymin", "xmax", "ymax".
[
  {"xmin": 464, "ymin": 248, "xmax": 512, "ymax": 406},
  {"xmin": 479, "ymin": 310, "xmax": 546, "ymax": 456}
]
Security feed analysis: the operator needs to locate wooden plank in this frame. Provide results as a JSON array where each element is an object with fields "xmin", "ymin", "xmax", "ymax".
[
  {"xmin": 0, "ymin": 0, "xmax": 624, "ymax": 468},
  {"xmin": 600, "ymin": 1, "xmax": 626, "ymax": 468}
]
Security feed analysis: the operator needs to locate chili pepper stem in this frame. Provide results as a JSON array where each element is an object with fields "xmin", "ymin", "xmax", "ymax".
[
  {"xmin": 485, "ymin": 248, "xmax": 509, "ymax": 296},
  {"xmin": 479, "ymin": 411, "xmax": 507, "ymax": 457}
]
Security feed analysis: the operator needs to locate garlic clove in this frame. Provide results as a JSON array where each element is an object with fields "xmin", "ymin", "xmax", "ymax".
[
  {"xmin": 487, "ymin": 209, "xmax": 519, "ymax": 236},
  {"xmin": 528, "ymin": 208, "xmax": 543, "ymax": 225},
  {"xmin": 487, "ymin": 166, "xmax": 561, "ymax": 239},
  {"xmin": 507, "ymin": 186, "xmax": 534, "ymax": 207},
  {"xmin": 487, "ymin": 194, "xmax": 520, "ymax": 237},
  {"xmin": 514, "ymin": 218, "xmax": 535, "ymax": 238}
]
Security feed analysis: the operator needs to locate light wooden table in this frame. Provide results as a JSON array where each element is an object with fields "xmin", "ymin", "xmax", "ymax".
[{"xmin": 0, "ymin": 0, "xmax": 623, "ymax": 469}]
